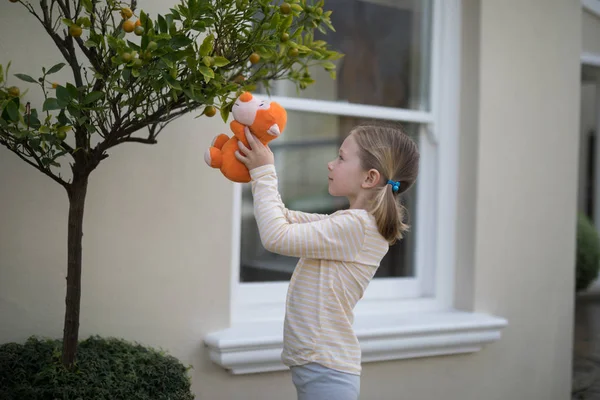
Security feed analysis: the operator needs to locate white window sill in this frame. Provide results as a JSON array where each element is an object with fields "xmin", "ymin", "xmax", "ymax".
[{"xmin": 204, "ymin": 309, "xmax": 508, "ymax": 375}]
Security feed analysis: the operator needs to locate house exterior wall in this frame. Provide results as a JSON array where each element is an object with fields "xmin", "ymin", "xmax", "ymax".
[{"xmin": 0, "ymin": 1, "xmax": 580, "ymax": 399}]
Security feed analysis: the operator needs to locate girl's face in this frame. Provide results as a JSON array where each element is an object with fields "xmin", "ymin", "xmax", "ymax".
[{"xmin": 327, "ymin": 134, "xmax": 367, "ymax": 199}]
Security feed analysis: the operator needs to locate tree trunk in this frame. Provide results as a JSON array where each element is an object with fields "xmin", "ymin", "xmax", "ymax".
[{"xmin": 62, "ymin": 172, "xmax": 89, "ymax": 368}]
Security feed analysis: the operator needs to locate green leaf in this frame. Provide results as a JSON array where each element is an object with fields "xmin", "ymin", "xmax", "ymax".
[
  {"xmin": 270, "ymin": 13, "xmax": 281, "ymax": 30},
  {"xmin": 282, "ymin": 15, "xmax": 293, "ymax": 30},
  {"xmin": 213, "ymin": 56, "xmax": 230, "ymax": 67},
  {"xmin": 57, "ymin": 125, "xmax": 72, "ymax": 134},
  {"xmin": 199, "ymin": 34, "xmax": 214, "ymax": 56},
  {"xmin": 14, "ymin": 74, "xmax": 38, "ymax": 83},
  {"xmin": 6, "ymin": 101, "xmax": 18, "ymax": 122},
  {"xmin": 67, "ymin": 105, "xmax": 80, "ymax": 118},
  {"xmin": 84, "ymin": 39, "xmax": 98, "ymax": 48},
  {"xmin": 62, "ymin": 18, "xmax": 74, "ymax": 28},
  {"xmin": 122, "ymin": 68, "xmax": 132, "ymax": 81},
  {"xmin": 56, "ymin": 86, "xmax": 71, "ymax": 107},
  {"xmin": 322, "ymin": 61, "xmax": 336, "ymax": 71},
  {"xmin": 85, "ymin": 123, "xmax": 97, "ymax": 133},
  {"xmin": 159, "ymin": 56, "xmax": 174, "ymax": 69},
  {"xmin": 47, "ymin": 63, "xmax": 66, "ymax": 75},
  {"xmin": 28, "ymin": 109, "xmax": 41, "ymax": 129},
  {"xmin": 199, "ymin": 65, "xmax": 214, "ymax": 81},
  {"xmin": 158, "ymin": 14, "xmax": 168, "ymax": 33},
  {"xmin": 170, "ymin": 35, "xmax": 193, "ymax": 48},
  {"xmin": 43, "ymin": 98, "xmax": 61, "ymax": 111},
  {"xmin": 107, "ymin": 36, "xmax": 120, "ymax": 50},
  {"xmin": 220, "ymin": 105, "xmax": 230, "ymax": 123},
  {"xmin": 127, "ymin": 41, "xmax": 141, "ymax": 51},
  {"xmin": 82, "ymin": 91, "xmax": 104, "ymax": 104},
  {"xmin": 0, "ymin": 65, "xmax": 4, "ymax": 84},
  {"xmin": 76, "ymin": 17, "xmax": 91, "ymax": 28},
  {"xmin": 39, "ymin": 125, "xmax": 50, "ymax": 133},
  {"xmin": 82, "ymin": 0, "xmax": 93, "ymax": 13},
  {"xmin": 326, "ymin": 51, "xmax": 344, "ymax": 61},
  {"xmin": 57, "ymin": 110, "xmax": 71, "ymax": 125},
  {"xmin": 163, "ymin": 73, "xmax": 182, "ymax": 90},
  {"xmin": 66, "ymin": 83, "xmax": 79, "ymax": 100},
  {"xmin": 29, "ymin": 138, "xmax": 41, "ymax": 150}
]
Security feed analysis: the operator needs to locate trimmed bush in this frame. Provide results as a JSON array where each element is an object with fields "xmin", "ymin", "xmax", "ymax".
[
  {"xmin": 576, "ymin": 212, "xmax": 600, "ymax": 292},
  {"xmin": 0, "ymin": 336, "xmax": 194, "ymax": 400}
]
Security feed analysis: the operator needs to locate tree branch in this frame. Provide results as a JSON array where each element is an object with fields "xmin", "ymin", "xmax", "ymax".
[
  {"xmin": 0, "ymin": 137, "xmax": 69, "ymax": 189},
  {"xmin": 115, "ymin": 136, "xmax": 158, "ymax": 146}
]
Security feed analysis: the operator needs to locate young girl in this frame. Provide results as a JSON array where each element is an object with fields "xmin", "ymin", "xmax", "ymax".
[{"xmin": 235, "ymin": 122, "xmax": 419, "ymax": 400}]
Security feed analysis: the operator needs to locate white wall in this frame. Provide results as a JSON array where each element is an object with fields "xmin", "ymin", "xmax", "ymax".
[{"xmin": 0, "ymin": 1, "xmax": 581, "ymax": 399}]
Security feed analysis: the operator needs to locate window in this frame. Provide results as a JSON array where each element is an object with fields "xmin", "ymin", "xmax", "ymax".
[
  {"xmin": 206, "ymin": 0, "xmax": 507, "ymax": 375},
  {"xmin": 233, "ymin": 0, "xmax": 440, "ymax": 323}
]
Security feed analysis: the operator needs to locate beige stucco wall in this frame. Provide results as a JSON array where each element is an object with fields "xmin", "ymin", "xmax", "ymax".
[{"xmin": 0, "ymin": 0, "xmax": 580, "ymax": 399}]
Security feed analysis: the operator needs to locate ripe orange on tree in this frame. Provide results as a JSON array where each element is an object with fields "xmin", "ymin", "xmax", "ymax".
[{"xmin": 123, "ymin": 20, "xmax": 135, "ymax": 33}]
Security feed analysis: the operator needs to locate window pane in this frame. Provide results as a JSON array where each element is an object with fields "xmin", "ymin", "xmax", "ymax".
[
  {"xmin": 239, "ymin": 111, "xmax": 419, "ymax": 282},
  {"xmin": 262, "ymin": 0, "xmax": 432, "ymax": 110}
]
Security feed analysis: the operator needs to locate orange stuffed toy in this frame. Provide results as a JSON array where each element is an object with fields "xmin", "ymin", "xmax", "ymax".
[{"xmin": 204, "ymin": 92, "xmax": 287, "ymax": 183}]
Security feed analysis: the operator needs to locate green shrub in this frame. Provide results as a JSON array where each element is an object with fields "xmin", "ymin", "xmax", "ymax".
[
  {"xmin": 576, "ymin": 212, "xmax": 600, "ymax": 292},
  {"xmin": 0, "ymin": 336, "xmax": 194, "ymax": 400}
]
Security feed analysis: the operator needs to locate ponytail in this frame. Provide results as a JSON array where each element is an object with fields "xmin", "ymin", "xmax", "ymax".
[{"xmin": 368, "ymin": 184, "xmax": 409, "ymax": 245}]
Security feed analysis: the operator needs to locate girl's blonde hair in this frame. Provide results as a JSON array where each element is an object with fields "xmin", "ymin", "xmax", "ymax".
[{"xmin": 351, "ymin": 123, "xmax": 420, "ymax": 245}]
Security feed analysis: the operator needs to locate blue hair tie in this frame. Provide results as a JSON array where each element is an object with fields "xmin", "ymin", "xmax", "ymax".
[{"xmin": 387, "ymin": 179, "xmax": 400, "ymax": 193}]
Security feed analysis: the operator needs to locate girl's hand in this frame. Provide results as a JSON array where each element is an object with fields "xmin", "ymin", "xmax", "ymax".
[{"xmin": 235, "ymin": 127, "xmax": 274, "ymax": 170}]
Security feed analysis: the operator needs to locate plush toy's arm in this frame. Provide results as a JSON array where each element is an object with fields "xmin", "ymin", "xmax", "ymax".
[{"xmin": 230, "ymin": 120, "xmax": 248, "ymax": 145}]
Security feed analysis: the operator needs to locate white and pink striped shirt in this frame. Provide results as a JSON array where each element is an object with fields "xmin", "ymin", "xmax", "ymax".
[{"xmin": 250, "ymin": 164, "xmax": 390, "ymax": 375}]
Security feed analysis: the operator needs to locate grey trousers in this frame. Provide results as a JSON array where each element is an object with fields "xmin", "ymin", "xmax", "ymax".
[{"xmin": 290, "ymin": 363, "xmax": 360, "ymax": 400}]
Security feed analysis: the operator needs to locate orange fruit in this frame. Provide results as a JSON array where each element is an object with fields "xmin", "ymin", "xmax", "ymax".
[
  {"xmin": 249, "ymin": 52, "xmax": 260, "ymax": 64},
  {"xmin": 56, "ymin": 131, "xmax": 67, "ymax": 141},
  {"xmin": 7, "ymin": 86, "xmax": 20, "ymax": 97},
  {"xmin": 52, "ymin": 82, "xmax": 59, "ymax": 89},
  {"xmin": 147, "ymin": 41, "xmax": 157, "ymax": 51},
  {"xmin": 204, "ymin": 106, "xmax": 217, "ymax": 117},
  {"xmin": 288, "ymin": 48, "xmax": 299, "ymax": 57},
  {"xmin": 122, "ymin": 20, "xmax": 135, "ymax": 33},
  {"xmin": 120, "ymin": 7, "xmax": 133, "ymax": 20},
  {"xmin": 69, "ymin": 25, "xmax": 82, "ymax": 37},
  {"xmin": 281, "ymin": 33, "xmax": 289, "ymax": 42},
  {"xmin": 135, "ymin": 19, "xmax": 142, "ymax": 27},
  {"xmin": 134, "ymin": 26, "xmax": 144, "ymax": 36},
  {"xmin": 122, "ymin": 52, "xmax": 132, "ymax": 62}
]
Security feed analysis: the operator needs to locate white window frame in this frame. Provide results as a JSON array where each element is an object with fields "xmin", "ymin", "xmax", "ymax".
[
  {"xmin": 583, "ymin": 0, "xmax": 600, "ymax": 17},
  {"xmin": 205, "ymin": 0, "xmax": 507, "ymax": 375},
  {"xmin": 232, "ymin": 0, "xmax": 441, "ymax": 323}
]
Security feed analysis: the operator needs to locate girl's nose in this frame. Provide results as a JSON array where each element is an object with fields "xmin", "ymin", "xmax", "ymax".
[{"xmin": 327, "ymin": 161, "xmax": 333, "ymax": 171}]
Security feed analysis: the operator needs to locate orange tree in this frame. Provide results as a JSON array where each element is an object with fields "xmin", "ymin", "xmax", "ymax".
[{"xmin": 0, "ymin": 0, "xmax": 340, "ymax": 368}]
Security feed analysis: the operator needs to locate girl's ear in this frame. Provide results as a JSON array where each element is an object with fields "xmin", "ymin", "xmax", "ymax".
[{"xmin": 362, "ymin": 168, "xmax": 381, "ymax": 189}]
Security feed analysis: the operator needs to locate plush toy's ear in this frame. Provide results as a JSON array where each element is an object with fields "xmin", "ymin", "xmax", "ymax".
[{"xmin": 267, "ymin": 124, "xmax": 281, "ymax": 136}]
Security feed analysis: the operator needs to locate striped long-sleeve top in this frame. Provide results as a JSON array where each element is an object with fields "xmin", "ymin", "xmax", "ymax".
[{"xmin": 249, "ymin": 164, "xmax": 390, "ymax": 375}]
